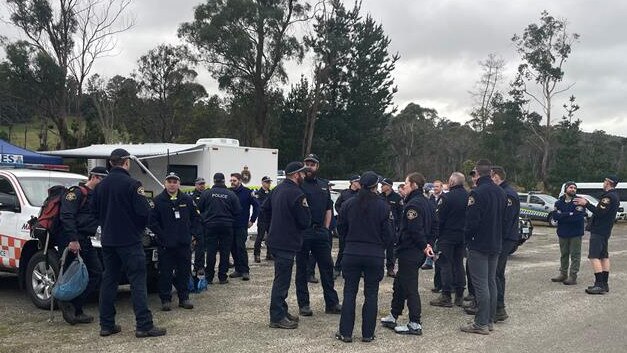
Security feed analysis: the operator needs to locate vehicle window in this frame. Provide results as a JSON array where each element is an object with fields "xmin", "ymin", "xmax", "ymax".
[
  {"xmin": 529, "ymin": 196, "xmax": 544, "ymax": 205},
  {"xmin": 577, "ymin": 188, "xmax": 604, "ymax": 199},
  {"xmin": 18, "ymin": 177, "xmax": 86, "ymax": 207},
  {"xmin": 0, "ymin": 176, "xmax": 17, "ymax": 196},
  {"xmin": 518, "ymin": 195, "xmax": 527, "ymax": 203}
]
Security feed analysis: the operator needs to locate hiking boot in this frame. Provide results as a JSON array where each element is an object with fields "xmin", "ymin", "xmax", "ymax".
[
  {"xmin": 73, "ymin": 313, "xmax": 94, "ymax": 324},
  {"xmin": 585, "ymin": 285, "xmax": 606, "ymax": 295},
  {"xmin": 179, "ymin": 300, "xmax": 194, "ymax": 309},
  {"xmin": 335, "ymin": 332, "xmax": 353, "ymax": 343},
  {"xmin": 307, "ymin": 275, "xmax": 319, "ymax": 283},
  {"xmin": 58, "ymin": 301, "xmax": 76, "ymax": 325},
  {"xmin": 464, "ymin": 294, "xmax": 475, "ymax": 302},
  {"xmin": 430, "ymin": 294, "xmax": 453, "ymax": 308},
  {"xmin": 99, "ymin": 324, "xmax": 122, "ymax": 337},
  {"xmin": 242, "ymin": 273, "xmax": 250, "ymax": 281},
  {"xmin": 161, "ymin": 301, "xmax": 172, "ymax": 312},
  {"xmin": 551, "ymin": 272, "xmax": 567, "ymax": 282},
  {"xmin": 380, "ymin": 314, "xmax": 397, "ymax": 329},
  {"xmin": 325, "ymin": 304, "xmax": 342, "ymax": 314},
  {"xmin": 454, "ymin": 293, "xmax": 464, "ymax": 307},
  {"xmin": 495, "ymin": 307, "xmax": 509, "ymax": 322},
  {"xmin": 254, "ymin": 255, "xmax": 261, "ymax": 263},
  {"xmin": 299, "ymin": 306, "xmax": 313, "ymax": 316},
  {"xmin": 135, "ymin": 326, "xmax": 167, "ymax": 338},
  {"xmin": 362, "ymin": 336, "xmax": 375, "ymax": 342},
  {"xmin": 460, "ymin": 322, "xmax": 489, "ymax": 335},
  {"xmin": 394, "ymin": 322, "xmax": 422, "ymax": 335},
  {"xmin": 464, "ymin": 304, "xmax": 478, "ymax": 315},
  {"xmin": 269, "ymin": 317, "xmax": 298, "ymax": 329},
  {"xmin": 229, "ymin": 271, "xmax": 242, "ymax": 278},
  {"xmin": 286, "ymin": 312, "xmax": 299, "ymax": 322},
  {"xmin": 563, "ymin": 274, "xmax": 577, "ymax": 285}
]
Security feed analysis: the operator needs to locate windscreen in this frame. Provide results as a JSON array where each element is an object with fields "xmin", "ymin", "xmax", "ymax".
[{"xmin": 18, "ymin": 176, "xmax": 87, "ymax": 207}]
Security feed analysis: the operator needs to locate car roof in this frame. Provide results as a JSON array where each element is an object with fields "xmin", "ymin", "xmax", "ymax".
[{"xmin": 0, "ymin": 168, "xmax": 86, "ymax": 179}]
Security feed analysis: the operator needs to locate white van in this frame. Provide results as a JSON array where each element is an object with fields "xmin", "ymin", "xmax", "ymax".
[{"xmin": 559, "ymin": 182, "xmax": 627, "ymax": 220}]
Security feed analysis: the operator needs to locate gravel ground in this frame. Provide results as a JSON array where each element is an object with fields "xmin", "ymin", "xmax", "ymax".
[{"xmin": 1, "ymin": 223, "xmax": 627, "ymax": 353}]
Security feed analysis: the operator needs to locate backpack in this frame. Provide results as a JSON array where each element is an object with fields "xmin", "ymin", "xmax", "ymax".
[{"xmin": 31, "ymin": 185, "xmax": 88, "ymax": 240}]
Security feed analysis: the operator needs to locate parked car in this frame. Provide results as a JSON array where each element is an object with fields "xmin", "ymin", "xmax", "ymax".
[{"xmin": 518, "ymin": 192, "xmax": 559, "ymax": 227}]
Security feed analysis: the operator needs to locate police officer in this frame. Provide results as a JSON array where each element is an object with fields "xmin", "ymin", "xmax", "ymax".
[
  {"xmin": 333, "ymin": 174, "xmax": 361, "ymax": 278},
  {"xmin": 551, "ymin": 181, "xmax": 586, "ymax": 285},
  {"xmin": 189, "ymin": 177, "xmax": 206, "ymax": 203},
  {"xmin": 336, "ymin": 172, "xmax": 393, "ymax": 343},
  {"xmin": 491, "ymin": 166, "xmax": 520, "ymax": 322},
  {"xmin": 574, "ymin": 175, "xmax": 620, "ymax": 294},
  {"xmin": 264, "ymin": 162, "xmax": 311, "ymax": 329},
  {"xmin": 189, "ymin": 177, "xmax": 206, "ymax": 279},
  {"xmin": 196, "ymin": 173, "xmax": 242, "ymax": 284},
  {"xmin": 429, "ymin": 172, "xmax": 468, "ymax": 308},
  {"xmin": 380, "ymin": 178, "xmax": 403, "ymax": 277},
  {"xmin": 296, "ymin": 153, "xmax": 341, "ymax": 316},
  {"xmin": 229, "ymin": 173, "xmax": 259, "ymax": 280},
  {"xmin": 381, "ymin": 172, "xmax": 435, "ymax": 336},
  {"xmin": 91, "ymin": 148, "xmax": 166, "ymax": 338},
  {"xmin": 254, "ymin": 176, "xmax": 273, "ymax": 263},
  {"xmin": 57, "ymin": 166, "xmax": 107, "ymax": 325},
  {"xmin": 460, "ymin": 159, "xmax": 506, "ymax": 335},
  {"xmin": 150, "ymin": 172, "xmax": 201, "ymax": 311}
]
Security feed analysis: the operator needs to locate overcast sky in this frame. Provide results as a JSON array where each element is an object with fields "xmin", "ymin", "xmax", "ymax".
[{"xmin": 1, "ymin": 0, "xmax": 626, "ymax": 137}]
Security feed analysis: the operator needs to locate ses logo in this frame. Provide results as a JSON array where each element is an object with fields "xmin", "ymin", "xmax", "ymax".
[{"xmin": 0, "ymin": 154, "xmax": 24, "ymax": 164}]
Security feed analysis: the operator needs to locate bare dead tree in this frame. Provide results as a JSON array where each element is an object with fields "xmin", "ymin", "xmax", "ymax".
[{"xmin": 469, "ymin": 53, "xmax": 505, "ymax": 132}]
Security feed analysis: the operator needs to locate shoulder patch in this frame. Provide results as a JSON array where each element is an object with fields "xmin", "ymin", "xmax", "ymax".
[
  {"xmin": 65, "ymin": 192, "xmax": 77, "ymax": 201},
  {"xmin": 576, "ymin": 206, "xmax": 584, "ymax": 212},
  {"xmin": 507, "ymin": 198, "xmax": 513, "ymax": 207},
  {"xmin": 137, "ymin": 186, "xmax": 145, "ymax": 196},
  {"xmin": 148, "ymin": 199, "xmax": 155, "ymax": 209},
  {"xmin": 601, "ymin": 197, "xmax": 611, "ymax": 205},
  {"xmin": 406, "ymin": 209, "xmax": 418, "ymax": 220},
  {"xmin": 468, "ymin": 196, "xmax": 475, "ymax": 206},
  {"xmin": 389, "ymin": 211, "xmax": 395, "ymax": 221},
  {"xmin": 302, "ymin": 198, "xmax": 309, "ymax": 208}
]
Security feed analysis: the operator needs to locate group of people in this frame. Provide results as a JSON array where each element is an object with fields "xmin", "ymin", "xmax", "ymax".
[{"xmin": 54, "ymin": 147, "xmax": 621, "ymax": 342}]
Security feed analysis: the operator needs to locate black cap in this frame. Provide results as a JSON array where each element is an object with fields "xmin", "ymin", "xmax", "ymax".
[
  {"xmin": 261, "ymin": 176, "xmax": 272, "ymax": 183},
  {"xmin": 348, "ymin": 175, "xmax": 360, "ymax": 183},
  {"xmin": 304, "ymin": 153, "xmax": 320, "ymax": 164},
  {"xmin": 165, "ymin": 172, "xmax": 180, "ymax": 181},
  {"xmin": 285, "ymin": 161, "xmax": 309, "ymax": 175},
  {"xmin": 213, "ymin": 173, "xmax": 225, "ymax": 183},
  {"xmin": 564, "ymin": 181, "xmax": 577, "ymax": 189},
  {"xmin": 606, "ymin": 175, "xmax": 619, "ymax": 186},
  {"xmin": 89, "ymin": 166, "xmax": 109, "ymax": 177},
  {"xmin": 381, "ymin": 178, "xmax": 394, "ymax": 187},
  {"xmin": 194, "ymin": 177, "xmax": 206, "ymax": 184},
  {"xmin": 360, "ymin": 171, "xmax": 380, "ymax": 189},
  {"xmin": 110, "ymin": 148, "xmax": 130, "ymax": 160}
]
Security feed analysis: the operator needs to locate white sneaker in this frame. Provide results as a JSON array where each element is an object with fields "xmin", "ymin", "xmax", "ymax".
[
  {"xmin": 394, "ymin": 321, "xmax": 423, "ymax": 335},
  {"xmin": 380, "ymin": 314, "xmax": 396, "ymax": 328}
]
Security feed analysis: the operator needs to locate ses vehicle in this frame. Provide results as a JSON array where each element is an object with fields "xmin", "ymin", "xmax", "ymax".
[
  {"xmin": 518, "ymin": 192, "xmax": 559, "ymax": 227},
  {"xmin": 559, "ymin": 182, "xmax": 627, "ymax": 221}
]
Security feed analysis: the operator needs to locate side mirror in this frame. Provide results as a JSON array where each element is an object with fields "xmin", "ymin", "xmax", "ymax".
[{"xmin": 0, "ymin": 194, "xmax": 20, "ymax": 212}]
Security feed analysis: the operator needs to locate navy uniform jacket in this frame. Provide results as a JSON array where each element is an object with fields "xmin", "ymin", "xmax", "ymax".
[
  {"xmin": 149, "ymin": 189, "xmax": 201, "ymax": 247},
  {"xmin": 231, "ymin": 185, "xmax": 259, "ymax": 228},
  {"xmin": 59, "ymin": 185, "xmax": 98, "ymax": 243},
  {"xmin": 90, "ymin": 167, "xmax": 151, "ymax": 247},
  {"xmin": 553, "ymin": 195, "xmax": 586, "ymax": 238},
  {"xmin": 464, "ymin": 175, "xmax": 507, "ymax": 255},
  {"xmin": 500, "ymin": 181, "xmax": 521, "ymax": 242},
  {"xmin": 189, "ymin": 189, "xmax": 203, "ymax": 205},
  {"xmin": 436, "ymin": 184, "xmax": 468, "ymax": 244},
  {"xmin": 301, "ymin": 177, "xmax": 333, "ymax": 227},
  {"xmin": 254, "ymin": 188, "xmax": 272, "ymax": 225},
  {"xmin": 586, "ymin": 189, "xmax": 620, "ymax": 237},
  {"xmin": 381, "ymin": 191, "xmax": 403, "ymax": 231},
  {"xmin": 197, "ymin": 185, "xmax": 242, "ymax": 228},
  {"xmin": 396, "ymin": 189, "xmax": 436, "ymax": 257},
  {"xmin": 263, "ymin": 179, "xmax": 311, "ymax": 253},
  {"xmin": 335, "ymin": 188, "xmax": 358, "ymax": 214},
  {"xmin": 338, "ymin": 193, "xmax": 394, "ymax": 258}
]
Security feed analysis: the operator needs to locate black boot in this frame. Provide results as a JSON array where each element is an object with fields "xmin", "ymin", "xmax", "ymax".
[
  {"xmin": 603, "ymin": 271, "xmax": 610, "ymax": 292},
  {"xmin": 454, "ymin": 289, "xmax": 465, "ymax": 307},
  {"xmin": 495, "ymin": 307, "xmax": 509, "ymax": 321},
  {"xmin": 430, "ymin": 293, "xmax": 453, "ymax": 308},
  {"xmin": 585, "ymin": 272, "xmax": 605, "ymax": 295}
]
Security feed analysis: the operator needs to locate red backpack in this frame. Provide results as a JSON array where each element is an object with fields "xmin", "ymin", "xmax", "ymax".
[{"xmin": 32, "ymin": 185, "xmax": 88, "ymax": 238}]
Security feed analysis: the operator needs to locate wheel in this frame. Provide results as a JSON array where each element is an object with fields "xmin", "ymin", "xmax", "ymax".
[
  {"xmin": 548, "ymin": 213, "xmax": 558, "ymax": 227},
  {"xmin": 26, "ymin": 250, "xmax": 60, "ymax": 309}
]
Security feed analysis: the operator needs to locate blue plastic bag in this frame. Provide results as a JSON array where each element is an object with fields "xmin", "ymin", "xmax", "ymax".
[{"xmin": 52, "ymin": 248, "xmax": 89, "ymax": 301}]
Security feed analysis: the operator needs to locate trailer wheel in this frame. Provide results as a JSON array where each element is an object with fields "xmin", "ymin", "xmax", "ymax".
[{"xmin": 26, "ymin": 250, "xmax": 60, "ymax": 309}]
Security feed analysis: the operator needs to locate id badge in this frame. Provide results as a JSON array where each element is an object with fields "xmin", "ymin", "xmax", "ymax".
[{"xmin": 174, "ymin": 210, "xmax": 181, "ymax": 219}]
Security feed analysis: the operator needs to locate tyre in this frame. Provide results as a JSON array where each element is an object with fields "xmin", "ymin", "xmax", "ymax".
[
  {"xmin": 26, "ymin": 250, "xmax": 60, "ymax": 309},
  {"xmin": 548, "ymin": 213, "xmax": 558, "ymax": 227}
]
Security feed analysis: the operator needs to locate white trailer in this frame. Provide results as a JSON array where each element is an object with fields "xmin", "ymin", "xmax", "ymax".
[{"xmin": 44, "ymin": 138, "xmax": 278, "ymax": 196}]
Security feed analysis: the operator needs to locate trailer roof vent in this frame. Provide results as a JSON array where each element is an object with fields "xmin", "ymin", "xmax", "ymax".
[{"xmin": 195, "ymin": 138, "xmax": 240, "ymax": 147}]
